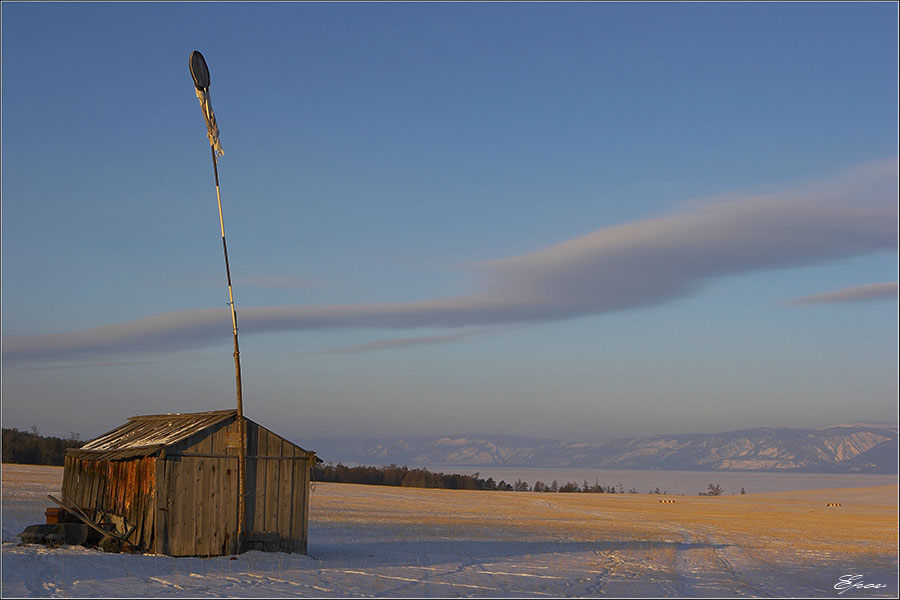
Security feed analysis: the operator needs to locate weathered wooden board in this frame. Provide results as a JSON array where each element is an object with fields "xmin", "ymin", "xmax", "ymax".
[
  {"xmin": 291, "ymin": 450, "xmax": 306, "ymax": 553},
  {"xmin": 191, "ymin": 458, "xmax": 203, "ymax": 556},
  {"xmin": 110, "ymin": 461, "xmax": 121, "ymax": 514},
  {"xmin": 164, "ymin": 458, "xmax": 178, "ymax": 556},
  {"xmin": 266, "ymin": 432, "xmax": 282, "ymax": 538},
  {"xmin": 214, "ymin": 423, "xmax": 237, "ymax": 554},
  {"xmin": 255, "ymin": 426, "xmax": 269, "ymax": 534},
  {"xmin": 142, "ymin": 457, "xmax": 156, "ymax": 550},
  {"xmin": 170, "ymin": 456, "xmax": 189, "ymax": 556},
  {"xmin": 244, "ymin": 421, "xmax": 258, "ymax": 538},
  {"xmin": 278, "ymin": 445, "xmax": 294, "ymax": 552},
  {"xmin": 85, "ymin": 461, "xmax": 98, "ymax": 513},
  {"xmin": 188, "ymin": 458, "xmax": 201, "ymax": 556},
  {"xmin": 224, "ymin": 458, "xmax": 237, "ymax": 555},
  {"xmin": 180, "ymin": 458, "xmax": 195, "ymax": 557},
  {"xmin": 207, "ymin": 430, "xmax": 219, "ymax": 557},
  {"xmin": 301, "ymin": 456, "xmax": 312, "ymax": 554},
  {"xmin": 155, "ymin": 455, "xmax": 168, "ymax": 555},
  {"xmin": 124, "ymin": 460, "xmax": 139, "ymax": 545}
]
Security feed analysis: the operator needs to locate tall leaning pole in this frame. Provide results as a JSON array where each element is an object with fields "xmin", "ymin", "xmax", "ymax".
[{"xmin": 189, "ymin": 50, "xmax": 247, "ymax": 552}]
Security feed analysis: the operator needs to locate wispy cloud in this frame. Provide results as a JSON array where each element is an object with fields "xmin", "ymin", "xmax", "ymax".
[
  {"xmin": 3, "ymin": 159, "xmax": 896, "ymax": 364},
  {"xmin": 6, "ymin": 360, "xmax": 161, "ymax": 372},
  {"xmin": 787, "ymin": 282, "xmax": 898, "ymax": 305},
  {"xmin": 311, "ymin": 331, "xmax": 477, "ymax": 355}
]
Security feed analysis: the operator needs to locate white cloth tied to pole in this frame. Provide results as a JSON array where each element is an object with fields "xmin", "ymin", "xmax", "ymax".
[{"xmin": 195, "ymin": 87, "xmax": 224, "ymax": 157}]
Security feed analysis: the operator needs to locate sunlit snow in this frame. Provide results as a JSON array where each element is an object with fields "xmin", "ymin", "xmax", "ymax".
[{"xmin": 2, "ymin": 464, "xmax": 896, "ymax": 597}]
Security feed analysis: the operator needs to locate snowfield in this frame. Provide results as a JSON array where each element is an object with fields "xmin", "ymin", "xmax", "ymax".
[{"xmin": 2, "ymin": 464, "xmax": 897, "ymax": 597}]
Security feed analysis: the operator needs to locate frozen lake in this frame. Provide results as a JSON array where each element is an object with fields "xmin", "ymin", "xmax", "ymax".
[{"xmin": 421, "ymin": 465, "xmax": 899, "ymax": 495}]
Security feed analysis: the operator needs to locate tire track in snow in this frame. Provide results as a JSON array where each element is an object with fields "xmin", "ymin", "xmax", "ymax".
[
  {"xmin": 472, "ymin": 556, "xmax": 588, "ymax": 597},
  {"xmin": 663, "ymin": 527, "xmax": 771, "ymax": 598},
  {"xmin": 147, "ymin": 575, "xmax": 187, "ymax": 591},
  {"xmin": 16, "ymin": 548, "xmax": 69, "ymax": 597},
  {"xmin": 320, "ymin": 567, "xmax": 502, "ymax": 593}
]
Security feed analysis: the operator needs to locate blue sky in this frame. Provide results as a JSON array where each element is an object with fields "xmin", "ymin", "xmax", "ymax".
[{"xmin": 2, "ymin": 2, "xmax": 897, "ymax": 443}]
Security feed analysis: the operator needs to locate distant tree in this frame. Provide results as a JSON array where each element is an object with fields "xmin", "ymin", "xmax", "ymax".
[
  {"xmin": 559, "ymin": 482, "xmax": 580, "ymax": 493},
  {"xmin": 513, "ymin": 479, "xmax": 530, "ymax": 492},
  {"xmin": 705, "ymin": 483, "xmax": 724, "ymax": 496},
  {"xmin": 384, "ymin": 464, "xmax": 407, "ymax": 486},
  {"xmin": 1, "ymin": 427, "xmax": 83, "ymax": 466},
  {"xmin": 533, "ymin": 480, "xmax": 547, "ymax": 493},
  {"xmin": 400, "ymin": 470, "xmax": 424, "ymax": 488},
  {"xmin": 616, "ymin": 483, "xmax": 624, "ymax": 494},
  {"xmin": 549, "ymin": 480, "xmax": 559, "ymax": 493},
  {"xmin": 740, "ymin": 487, "xmax": 746, "ymax": 495}
]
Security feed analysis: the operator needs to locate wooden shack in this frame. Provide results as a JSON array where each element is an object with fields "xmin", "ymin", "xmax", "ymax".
[{"xmin": 61, "ymin": 409, "xmax": 315, "ymax": 556}]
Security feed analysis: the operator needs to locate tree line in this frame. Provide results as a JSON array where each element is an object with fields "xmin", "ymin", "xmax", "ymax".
[
  {"xmin": 312, "ymin": 462, "xmax": 695, "ymax": 494},
  {"xmin": 2, "ymin": 427, "xmax": 83, "ymax": 466}
]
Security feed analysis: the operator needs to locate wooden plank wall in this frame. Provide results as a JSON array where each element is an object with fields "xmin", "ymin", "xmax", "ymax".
[
  {"xmin": 61, "ymin": 455, "xmax": 157, "ymax": 552},
  {"xmin": 246, "ymin": 423, "xmax": 311, "ymax": 554},
  {"xmin": 163, "ymin": 421, "xmax": 239, "ymax": 557},
  {"xmin": 205, "ymin": 419, "xmax": 238, "ymax": 556}
]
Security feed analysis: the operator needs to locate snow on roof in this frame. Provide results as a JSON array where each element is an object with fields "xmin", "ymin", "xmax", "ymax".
[{"xmin": 76, "ymin": 409, "xmax": 237, "ymax": 454}]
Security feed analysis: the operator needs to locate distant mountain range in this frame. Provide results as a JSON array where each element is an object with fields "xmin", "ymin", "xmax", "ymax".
[{"xmin": 306, "ymin": 424, "xmax": 898, "ymax": 474}]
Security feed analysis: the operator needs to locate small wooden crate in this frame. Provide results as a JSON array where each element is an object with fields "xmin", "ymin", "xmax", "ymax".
[{"xmin": 45, "ymin": 507, "xmax": 68, "ymax": 524}]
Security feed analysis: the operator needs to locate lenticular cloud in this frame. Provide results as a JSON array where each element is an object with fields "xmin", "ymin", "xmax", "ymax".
[
  {"xmin": 3, "ymin": 159, "xmax": 897, "ymax": 364},
  {"xmin": 787, "ymin": 282, "xmax": 898, "ymax": 305}
]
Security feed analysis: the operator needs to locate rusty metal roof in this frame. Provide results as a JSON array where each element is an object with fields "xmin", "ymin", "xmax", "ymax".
[{"xmin": 69, "ymin": 409, "xmax": 237, "ymax": 459}]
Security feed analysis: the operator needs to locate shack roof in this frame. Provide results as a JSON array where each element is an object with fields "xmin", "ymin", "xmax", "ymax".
[{"xmin": 68, "ymin": 409, "xmax": 238, "ymax": 460}]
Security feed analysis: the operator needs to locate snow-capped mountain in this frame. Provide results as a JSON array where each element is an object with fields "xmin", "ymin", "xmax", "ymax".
[{"xmin": 306, "ymin": 425, "xmax": 898, "ymax": 473}]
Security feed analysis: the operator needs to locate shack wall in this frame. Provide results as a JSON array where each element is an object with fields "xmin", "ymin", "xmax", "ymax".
[
  {"xmin": 61, "ymin": 454, "xmax": 157, "ymax": 552},
  {"xmin": 157, "ymin": 416, "xmax": 240, "ymax": 557},
  {"xmin": 244, "ymin": 422, "xmax": 313, "ymax": 554}
]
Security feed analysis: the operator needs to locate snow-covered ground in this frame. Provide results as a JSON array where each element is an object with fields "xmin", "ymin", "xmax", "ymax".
[{"xmin": 2, "ymin": 463, "xmax": 897, "ymax": 597}]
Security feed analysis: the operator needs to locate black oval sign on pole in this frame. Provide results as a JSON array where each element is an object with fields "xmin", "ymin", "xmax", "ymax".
[{"xmin": 190, "ymin": 50, "xmax": 210, "ymax": 90}]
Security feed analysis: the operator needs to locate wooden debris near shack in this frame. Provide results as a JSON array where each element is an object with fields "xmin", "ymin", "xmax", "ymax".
[{"xmin": 47, "ymin": 494, "xmax": 134, "ymax": 552}]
